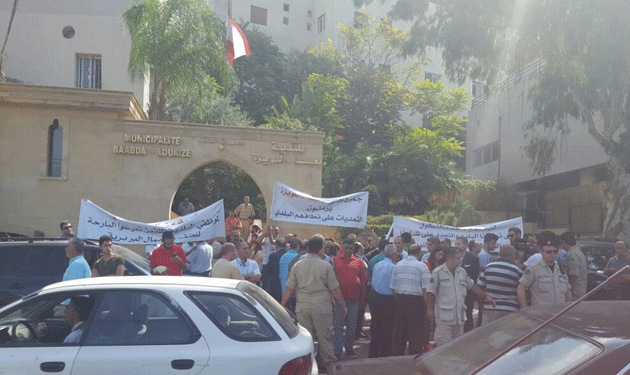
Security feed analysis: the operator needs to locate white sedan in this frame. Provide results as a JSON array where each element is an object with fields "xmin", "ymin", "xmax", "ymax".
[{"xmin": 0, "ymin": 276, "xmax": 316, "ymax": 375}]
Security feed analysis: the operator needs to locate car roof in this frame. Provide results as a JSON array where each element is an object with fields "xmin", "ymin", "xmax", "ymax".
[
  {"xmin": 0, "ymin": 238, "xmax": 98, "ymax": 247},
  {"xmin": 523, "ymin": 302, "xmax": 630, "ymax": 345},
  {"xmin": 38, "ymin": 276, "xmax": 243, "ymax": 293}
]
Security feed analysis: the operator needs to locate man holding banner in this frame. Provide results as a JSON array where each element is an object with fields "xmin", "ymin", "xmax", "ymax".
[{"xmin": 150, "ymin": 231, "xmax": 187, "ymax": 276}]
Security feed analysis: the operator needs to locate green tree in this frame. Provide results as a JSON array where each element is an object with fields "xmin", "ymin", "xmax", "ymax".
[
  {"xmin": 263, "ymin": 9, "xmax": 469, "ymax": 215},
  {"xmin": 368, "ymin": 0, "xmax": 630, "ymax": 238},
  {"xmin": 233, "ymin": 28, "xmax": 289, "ymax": 125},
  {"xmin": 165, "ymin": 77, "xmax": 252, "ymax": 127},
  {"xmin": 174, "ymin": 162, "xmax": 264, "ymax": 218},
  {"xmin": 123, "ymin": 0, "xmax": 230, "ymax": 120}
]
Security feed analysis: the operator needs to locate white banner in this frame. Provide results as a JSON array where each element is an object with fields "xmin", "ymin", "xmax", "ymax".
[
  {"xmin": 77, "ymin": 199, "xmax": 225, "ymax": 244},
  {"xmin": 386, "ymin": 216, "xmax": 523, "ymax": 249},
  {"xmin": 270, "ymin": 182, "xmax": 368, "ymax": 228}
]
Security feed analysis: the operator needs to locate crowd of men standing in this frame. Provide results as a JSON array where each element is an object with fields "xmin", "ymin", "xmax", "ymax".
[{"xmin": 55, "ymin": 207, "xmax": 630, "ymax": 374}]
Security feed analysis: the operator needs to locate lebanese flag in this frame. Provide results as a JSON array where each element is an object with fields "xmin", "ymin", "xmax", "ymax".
[{"xmin": 226, "ymin": 17, "xmax": 251, "ymax": 66}]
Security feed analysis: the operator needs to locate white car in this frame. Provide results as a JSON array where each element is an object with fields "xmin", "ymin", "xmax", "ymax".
[{"xmin": 0, "ymin": 276, "xmax": 316, "ymax": 375}]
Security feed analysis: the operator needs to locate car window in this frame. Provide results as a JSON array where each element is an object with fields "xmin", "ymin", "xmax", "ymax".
[
  {"xmin": 0, "ymin": 247, "xmax": 30, "ymax": 275},
  {"xmin": 580, "ymin": 244, "xmax": 614, "ymax": 271},
  {"xmin": 28, "ymin": 248, "xmax": 68, "ymax": 277},
  {"xmin": 0, "ymin": 292, "xmax": 98, "ymax": 346},
  {"xmin": 0, "ymin": 246, "xmax": 67, "ymax": 277},
  {"xmin": 236, "ymin": 281, "xmax": 299, "ymax": 338},
  {"xmin": 84, "ymin": 290, "xmax": 193, "ymax": 346},
  {"xmin": 416, "ymin": 313, "xmax": 602, "ymax": 375},
  {"xmin": 188, "ymin": 291, "xmax": 279, "ymax": 342}
]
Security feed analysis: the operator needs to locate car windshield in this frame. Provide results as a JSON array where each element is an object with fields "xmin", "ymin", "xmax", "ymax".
[
  {"xmin": 415, "ymin": 312, "xmax": 602, "ymax": 375},
  {"xmin": 236, "ymin": 281, "xmax": 299, "ymax": 339},
  {"xmin": 112, "ymin": 245, "xmax": 151, "ymax": 274}
]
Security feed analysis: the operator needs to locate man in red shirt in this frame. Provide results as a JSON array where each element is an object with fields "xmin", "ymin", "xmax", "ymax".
[
  {"xmin": 150, "ymin": 231, "xmax": 187, "ymax": 276},
  {"xmin": 332, "ymin": 238, "xmax": 367, "ymax": 358}
]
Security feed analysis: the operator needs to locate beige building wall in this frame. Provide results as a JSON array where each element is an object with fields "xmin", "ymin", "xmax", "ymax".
[
  {"xmin": 0, "ymin": 0, "xmax": 149, "ymax": 109},
  {"xmin": 0, "ymin": 84, "xmax": 324, "ymax": 239}
]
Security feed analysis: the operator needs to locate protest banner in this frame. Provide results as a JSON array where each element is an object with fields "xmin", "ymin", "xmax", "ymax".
[
  {"xmin": 386, "ymin": 216, "xmax": 524, "ymax": 249},
  {"xmin": 77, "ymin": 199, "xmax": 225, "ymax": 244},
  {"xmin": 269, "ymin": 182, "xmax": 368, "ymax": 228}
]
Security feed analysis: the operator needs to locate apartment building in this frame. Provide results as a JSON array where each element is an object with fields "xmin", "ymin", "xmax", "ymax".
[
  {"xmin": 467, "ymin": 61, "xmax": 609, "ymax": 235},
  {"xmin": 0, "ymin": 0, "xmax": 148, "ymax": 108}
]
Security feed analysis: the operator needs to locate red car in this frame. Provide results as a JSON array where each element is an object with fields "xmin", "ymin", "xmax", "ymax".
[{"xmin": 331, "ymin": 301, "xmax": 630, "ymax": 375}]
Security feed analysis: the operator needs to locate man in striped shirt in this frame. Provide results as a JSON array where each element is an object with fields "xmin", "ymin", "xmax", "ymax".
[{"xmin": 478, "ymin": 245, "xmax": 523, "ymax": 325}]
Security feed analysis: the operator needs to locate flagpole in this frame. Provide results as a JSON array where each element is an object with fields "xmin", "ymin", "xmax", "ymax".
[{"xmin": 228, "ymin": 0, "xmax": 232, "ymax": 18}]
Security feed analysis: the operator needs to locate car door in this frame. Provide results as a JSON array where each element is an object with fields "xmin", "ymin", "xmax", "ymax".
[
  {"xmin": 0, "ymin": 292, "xmax": 94, "ymax": 374},
  {"xmin": 72, "ymin": 289, "xmax": 210, "ymax": 375}
]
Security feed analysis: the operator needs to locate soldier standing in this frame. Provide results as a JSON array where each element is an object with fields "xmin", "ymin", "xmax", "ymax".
[{"xmin": 517, "ymin": 231, "xmax": 572, "ymax": 307}]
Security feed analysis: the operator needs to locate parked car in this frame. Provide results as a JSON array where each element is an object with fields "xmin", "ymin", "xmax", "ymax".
[
  {"xmin": 331, "ymin": 301, "xmax": 630, "ymax": 375},
  {"xmin": 0, "ymin": 238, "xmax": 150, "ymax": 307},
  {"xmin": 0, "ymin": 232, "xmax": 28, "ymax": 241},
  {"xmin": 577, "ymin": 239, "xmax": 616, "ymax": 298},
  {"xmin": 0, "ymin": 277, "xmax": 316, "ymax": 375}
]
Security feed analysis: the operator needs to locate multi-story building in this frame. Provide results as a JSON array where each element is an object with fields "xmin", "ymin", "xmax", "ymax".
[
  {"xmin": 0, "ymin": 0, "xmax": 149, "ymax": 108},
  {"xmin": 211, "ymin": 0, "xmax": 477, "ymax": 125},
  {"xmin": 467, "ymin": 60, "xmax": 609, "ymax": 235}
]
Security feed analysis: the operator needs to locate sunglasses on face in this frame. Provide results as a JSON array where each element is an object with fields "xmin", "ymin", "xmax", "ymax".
[{"xmin": 543, "ymin": 250, "xmax": 559, "ymax": 254}]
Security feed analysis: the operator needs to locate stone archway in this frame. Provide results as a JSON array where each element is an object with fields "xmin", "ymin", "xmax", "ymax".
[
  {"xmin": 170, "ymin": 160, "xmax": 266, "ymax": 220},
  {"xmin": 0, "ymin": 85, "xmax": 324, "ymax": 238},
  {"xmin": 112, "ymin": 120, "xmax": 325, "ymax": 228}
]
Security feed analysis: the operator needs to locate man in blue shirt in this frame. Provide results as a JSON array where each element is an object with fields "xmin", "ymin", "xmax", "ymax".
[
  {"xmin": 63, "ymin": 238, "xmax": 91, "ymax": 281},
  {"xmin": 368, "ymin": 244, "xmax": 397, "ymax": 358},
  {"xmin": 280, "ymin": 237, "xmax": 301, "ymax": 294},
  {"xmin": 478, "ymin": 233, "xmax": 498, "ymax": 269}
]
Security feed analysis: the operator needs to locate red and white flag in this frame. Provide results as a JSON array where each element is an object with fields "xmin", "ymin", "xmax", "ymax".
[{"xmin": 226, "ymin": 16, "xmax": 251, "ymax": 66}]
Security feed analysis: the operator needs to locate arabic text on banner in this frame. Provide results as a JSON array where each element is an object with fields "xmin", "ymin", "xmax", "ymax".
[
  {"xmin": 77, "ymin": 199, "xmax": 225, "ymax": 244},
  {"xmin": 386, "ymin": 216, "xmax": 524, "ymax": 248},
  {"xmin": 269, "ymin": 182, "xmax": 368, "ymax": 229}
]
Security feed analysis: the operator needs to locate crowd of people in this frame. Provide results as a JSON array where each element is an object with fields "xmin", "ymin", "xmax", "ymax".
[{"xmin": 54, "ymin": 215, "xmax": 630, "ymax": 373}]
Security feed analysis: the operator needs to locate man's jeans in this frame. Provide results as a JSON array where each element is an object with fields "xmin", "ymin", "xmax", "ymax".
[{"xmin": 333, "ymin": 299, "xmax": 360, "ymax": 357}]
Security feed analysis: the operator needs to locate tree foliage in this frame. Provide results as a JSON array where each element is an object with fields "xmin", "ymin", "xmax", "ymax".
[
  {"xmin": 360, "ymin": 0, "xmax": 630, "ymax": 237},
  {"xmin": 264, "ymin": 9, "xmax": 471, "ymax": 215},
  {"xmin": 123, "ymin": 0, "xmax": 230, "ymax": 120}
]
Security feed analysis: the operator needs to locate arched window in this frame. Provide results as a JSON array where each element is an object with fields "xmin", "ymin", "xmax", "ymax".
[{"xmin": 47, "ymin": 120, "xmax": 63, "ymax": 177}]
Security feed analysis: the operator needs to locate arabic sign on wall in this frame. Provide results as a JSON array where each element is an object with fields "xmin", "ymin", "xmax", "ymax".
[
  {"xmin": 269, "ymin": 182, "xmax": 368, "ymax": 228},
  {"xmin": 386, "ymin": 216, "xmax": 524, "ymax": 248},
  {"xmin": 77, "ymin": 199, "xmax": 225, "ymax": 244}
]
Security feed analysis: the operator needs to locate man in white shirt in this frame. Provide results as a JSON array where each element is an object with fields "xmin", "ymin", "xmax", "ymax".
[
  {"xmin": 232, "ymin": 240, "xmax": 261, "ymax": 283},
  {"xmin": 63, "ymin": 297, "xmax": 94, "ymax": 344},
  {"xmin": 185, "ymin": 241, "xmax": 213, "ymax": 277}
]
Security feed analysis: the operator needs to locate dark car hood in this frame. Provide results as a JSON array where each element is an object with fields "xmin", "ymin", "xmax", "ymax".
[{"xmin": 330, "ymin": 356, "xmax": 419, "ymax": 375}]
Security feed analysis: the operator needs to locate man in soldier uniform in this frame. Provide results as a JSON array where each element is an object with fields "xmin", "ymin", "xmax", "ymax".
[
  {"xmin": 517, "ymin": 231, "xmax": 572, "ymax": 307},
  {"xmin": 234, "ymin": 196, "xmax": 255, "ymax": 236},
  {"xmin": 426, "ymin": 247, "xmax": 495, "ymax": 347},
  {"xmin": 281, "ymin": 236, "xmax": 347, "ymax": 371},
  {"xmin": 561, "ymin": 232, "xmax": 587, "ymax": 300}
]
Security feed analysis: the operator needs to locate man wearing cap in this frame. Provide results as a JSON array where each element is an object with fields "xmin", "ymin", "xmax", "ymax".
[{"xmin": 517, "ymin": 231, "xmax": 572, "ymax": 307}]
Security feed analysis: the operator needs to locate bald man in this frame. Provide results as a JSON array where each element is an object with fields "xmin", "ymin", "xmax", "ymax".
[{"xmin": 478, "ymin": 245, "xmax": 523, "ymax": 325}]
